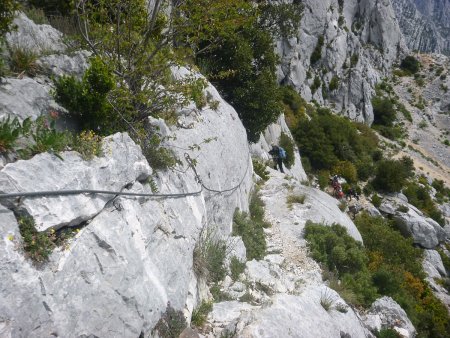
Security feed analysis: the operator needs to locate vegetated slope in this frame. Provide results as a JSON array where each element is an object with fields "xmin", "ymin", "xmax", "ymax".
[{"xmin": 389, "ymin": 53, "xmax": 450, "ymax": 185}]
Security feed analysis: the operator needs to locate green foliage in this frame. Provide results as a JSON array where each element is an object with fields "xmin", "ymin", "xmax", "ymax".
[
  {"xmin": 8, "ymin": 46, "xmax": 39, "ymax": 76},
  {"xmin": 371, "ymin": 194, "xmax": 382, "ymax": 208},
  {"xmin": 318, "ymin": 170, "xmax": 330, "ymax": 189},
  {"xmin": 72, "ymin": 130, "xmax": 103, "ymax": 160},
  {"xmin": 329, "ymin": 76, "xmax": 339, "ymax": 91},
  {"xmin": 54, "ymin": 57, "xmax": 115, "ymax": 134},
  {"xmin": 252, "ymin": 159, "xmax": 270, "ymax": 182},
  {"xmin": 279, "ymin": 132, "xmax": 295, "ymax": 169},
  {"xmin": 191, "ymin": 301, "xmax": 213, "ymax": 327},
  {"xmin": 376, "ymin": 329, "xmax": 401, "ymax": 338},
  {"xmin": 21, "ymin": 115, "xmax": 71, "ymax": 158},
  {"xmin": 310, "ymin": 35, "xmax": 324, "ymax": 65},
  {"xmin": 18, "ymin": 216, "xmax": 55, "ymax": 263},
  {"xmin": 311, "ymin": 76, "xmax": 321, "ymax": 93},
  {"xmin": 403, "ymin": 182, "xmax": 445, "ymax": 226},
  {"xmin": 258, "ymin": 2, "xmax": 304, "ymax": 38},
  {"xmin": 153, "ymin": 302, "xmax": 187, "ymax": 338},
  {"xmin": 230, "ymin": 256, "xmax": 246, "ymax": 281},
  {"xmin": 0, "ymin": 0, "xmax": 19, "ymax": 37},
  {"xmin": 355, "ymin": 213, "xmax": 450, "ymax": 337},
  {"xmin": 27, "ymin": 0, "xmax": 74, "ymax": 16},
  {"xmin": 233, "ymin": 209, "xmax": 267, "ymax": 260},
  {"xmin": 331, "ymin": 160, "xmax": 357, "ymax": 183},
  {"xmin": 0, "ymin": 116, "xmax": 31, "ymax": 152},
  {"xmin": 350, "ymin": 54, "xmax": 359, "ymax": 68},
  {"xmin": 372, "ymin": 95, "xmax": 396, "ymax": 127},
  {"xmin": 293, "ymin": 108, "xmax": 379, "ymax": 179},
  {"xmin": 372, "ymin": 158, "xmax": 414, "ymax": 193},
  {"xmin": 142, "ymin": 134, "xmax": 178, "ymax": 171},
  {"xmin": 400, "ymin": 56, "xmax": 420, "ymax": 75},
  {"xmin": 193, "ymin": 227, "xmax": 227, "ymax": 284}
]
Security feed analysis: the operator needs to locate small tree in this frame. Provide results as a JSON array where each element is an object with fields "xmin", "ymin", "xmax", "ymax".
[{"xmin": 400, "ymin": 56, "xmax": 420, "ymax": 74}]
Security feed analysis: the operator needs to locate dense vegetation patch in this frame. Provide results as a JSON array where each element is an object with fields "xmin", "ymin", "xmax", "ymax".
[
  {"xmin": 233, "ymin": 190, "xmax": 270, "ymax": 260},
  {"xmin": 400, "ymin": 56, "xmax": 421, "ymax": 75},
  {"xmin": 371, "ymin": 157, "xmax": 414, "ymax": 193},
  {"xmin": 305, "ymin": 215, "xmax": 450, "ymax": 337}
]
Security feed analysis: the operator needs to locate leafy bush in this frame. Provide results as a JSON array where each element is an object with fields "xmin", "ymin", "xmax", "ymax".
[
  {"xmin": 311, "ymin": 76, "xmax": 321, "ymax": 94},
  {"xmin": 141, "ymin": 134, "xmax": 179, "ymax": 171},
  {"xmin": 371, "ymin": 194, "xmax": 382, "ymax": 208},
  {"xmin": 54, "ymin": 57, "xmax": 115, "ymax": 134},
  {"xmin": 252, "ymin": 159, "xmax": 270, "ymax": 182},
  {"xmin": 329, "ymin": 76, "xmax": 339, "ymax": 91},
  {"xmin": 233, "ymin": 210, "xmax": 266, "ymax": 260},
  {"xmin": 193, "ymin": 227, "xmax": 227, "ymax": 284},
  {"xmin": 372, "ymin": 96, "xmax": 396, "ymax": 127},
  {"xmin": 310, "ymin": 35, "xmax": 324, "ymax": 65},
  {"xmin": 372, "ymin": 158, "xmax": 414, "ymax": 193},
  {"xmin": 279, "ymin": 132, "xmax": 295, "ymax": 169},
  {"xmin": 153, "ymin": 302, "xmax": 187, "ymax": 338},
  {"xmin": 350, "ymin": 54, "xmax": 359, "ymax": 68},
  {"xmin": 27, "ymin": 0, "xmax": 74, "ymax": 16},
  {"xmin": 400, "ymin": 56, "xmax": 420, "ymax": 75},
  {"xmin": 0, "ymin": 116, "xmax": 31, "ymax": 152},
  {"xmin": 331, "ymin": 160, "xmax": 357, "ymax": 183},
  {"xmin": 403, "ymin": 182, "xmax": 445, "ymax": 226},
  {"xmin": 293, "ymin": 108, "xmax": 379, "ymax": 178},
  {"xmin": 230, "ymin": 256, "xmax": 246, "ymax": 281},
  {"xmin": 191, "ymin": 301, "xmax": 213, "ymax": 327}
]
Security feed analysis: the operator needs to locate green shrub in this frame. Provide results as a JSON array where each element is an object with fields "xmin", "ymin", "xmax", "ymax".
[
  {"xmin": 403, "ymin": 182, "xmax": 445, "ymax": 226},
  {"xmin": 279, "ymin": 132, "xmax": 295, "ymax": 169},
  {"xmin": 252, "ymin": 159, "xmax": 270, "ymax": 182},
  {"xmin": 400, "ymin": 56, "xmax": 420, "ymax": 74},
  {"xmin": 27, "ymin": 0, "xmax": 74, "ymax": 16},
  {"xmin": 372, "ymin": 96, "xmax": 396, "ymax": 127},
  {"xmin": 54, "ymin": 57, "xmax": 116, "ymax": 134},
  {"xmin": 153, "ymin": 302, "xmax": 187, "ymax": 338},
  {"xmin": 318, "ymin": 170, "xmax": 330, "ymax": 189},
  {"xmin": 350, "ymin": 54, "xmax": 359, "ymax": 68},
  {"xmin": 376, "ymin": 329, "xmax": 401, "ymax": 338},
  {"xmin": 230, "ymin": 256, "xmax": 246, "ymax": 281},
  {"xmin": 191, "ymin": 301, "xmax": 213, "ymax": 327},
  {"xmin": 371, "ymin": 194, "xmax": 382, "ymax": 207},
  {"xmin": 310, "ymin": 35, "xmax": 324, "ymax": 65},
  {"xmin": 0, "ymin": 0, "xmax": 19, "ymax": 37},
  {"xmin": 311, "ymin": 76, "xmax": 321, "ymax": 94},
  {"xmin": 141, "ymin": 134, "xmax": 179, "ymax": 171},
  {"xmin": 22, "ymin": 6, "xmax": 49, "ymax": 24},
  {"xmin": 193, "ymin": 228, "xmax": 227, "ymax": 283},
  {"xmin": 372, "ymin": 158, "xmax": 413, "ymax": 193},
  {"xmin": 329, "ymin": 76, "xmax": 339, "ymax": 91},
  {"xmin": 331, "ymin": 160, "xmax": 357, "ymax": 183},
  {"xmin": 0, "ymin": 116, "xmax": 31, "ymax": 153},
  {"xmin": 233, "ymin": 209, "xmax": 266, "ymax": 260}
]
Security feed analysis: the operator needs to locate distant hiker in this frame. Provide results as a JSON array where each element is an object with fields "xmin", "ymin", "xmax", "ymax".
[
  {"xmin": 269, "ymin": 144, "xmax": 285, "ymax": 173},
  {"xmin": 346, "ymin": 187, "xmax": 359, "ymax": 201}
]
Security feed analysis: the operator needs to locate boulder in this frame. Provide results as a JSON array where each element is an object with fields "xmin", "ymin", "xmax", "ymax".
[
  {"xmin": 37, "ymin": 51, "xmax": 90, "ymax": 79},
  {"xmin": 368, "ymin": 296, "xmax": 416, "ymax": 338},
  {"xmin": 6, "ymin": 13, "xmax": 65, "ymax": 54},
  {"xmin": 422, "ymin": 250, "xmax": 446, "ymax": 279},
  {"xmin": 0, "ymin": 133, "xmax": 152, "ymax": 231},
  {"xmin": 0, "ymin": 77, "xmax": 61, "ymax": 121}
]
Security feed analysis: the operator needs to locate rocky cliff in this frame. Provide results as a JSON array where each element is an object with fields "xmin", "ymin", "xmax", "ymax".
[
  {"xmin": 276, "ymin": 0, "xmax": 407, "ymax": 124},
  {"xmin": 391, "ymin": 0, "xmax": 450, "ymax": 55}
]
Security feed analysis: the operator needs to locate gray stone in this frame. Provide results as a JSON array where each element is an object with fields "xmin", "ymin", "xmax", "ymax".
[
  {"xmin": 367, "ymin": 207, "xmax": 382, "ymax": 217},
  {"xmin": 0, "ymin": 77, "xmax": 62, "ymax": 121},
  {"xmin": 0, "ymin": 133, "xmax": 152, "ymax": 231},
  {"xmin": 235, "ymin": 287, "xmax": 371, "ymax": 337},
  {"xmin": 423, "ymin": 250, "xmax": 447, "ymax": 278},
  {"xmin": 6, "ymin": 13, "xmax": 66, "ymax": 54},
  {"xmin": 368, "ymin": 296, "xmax": 416, "ymax": 338},
  {"xmin": 37, "ymin": 51, "xmax": 90, "ymax": 79}
]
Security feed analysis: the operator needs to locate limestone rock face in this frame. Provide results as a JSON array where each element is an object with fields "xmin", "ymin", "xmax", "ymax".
[
  {"xmin": 37, "ymin": 51, "xmax": 90, "ymax": 79},
  {"xmin": 6, "ymin": 13, "xmax": 66, "ymax": 54},
  {"xmin": 423, "ymin": 249, "xmax": 446, "ymax": 278},
  {"xmin": 367, "ymin": 297, "xmax": 416, "ymax": 338},
  {"xmin": 0, "ymin": 133, "xmax": 152, "ymax": 231},
  {"xmin": 391, "ymin": 0, "xmax": 450, "ymax": 55},
  {"xmin": 378, "ymin": 197, "xmax": 447, "ymax": 248},
  {"xmin": 276, "ymin": 0, "xmax": 407, "ymax": 123},
  {"xmin": 0, "ymin": 77, "xmax": 61, "ymax": 121},
  {"xmin": 0, "ymin": 74, "xmax": 253, "ymax": 337}
]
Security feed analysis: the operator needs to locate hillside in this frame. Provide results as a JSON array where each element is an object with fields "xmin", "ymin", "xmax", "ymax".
[{"xmin": 0, "ymin": 1, "xmax": 449, "ymax": 338}]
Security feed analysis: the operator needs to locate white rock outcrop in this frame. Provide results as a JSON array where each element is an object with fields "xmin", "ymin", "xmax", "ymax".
[
  {"xmin": 0, "ymin": 73, "xmax": 253, "ymax": 337},
  {"xmin": 276, "ymin": 0, "xmax": 407, "ymax": 123}
]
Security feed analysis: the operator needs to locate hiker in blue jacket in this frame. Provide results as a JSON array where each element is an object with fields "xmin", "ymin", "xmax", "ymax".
[{"xmin": 269, "ymin": 144, "xmax": 285, "ymax": 173}]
